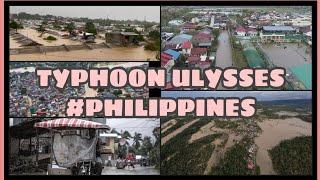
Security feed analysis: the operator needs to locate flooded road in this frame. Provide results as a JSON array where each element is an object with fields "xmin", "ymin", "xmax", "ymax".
[
  {"xmin": 215, "ymin": 30, "xmax": 235, "ymax": 90},
  {"xmin": 216, "ymin": 30, "xmax": 233, "ymax": 68},
  {"xmin": 10, "ymin": 46, "xmax": 157, "ymax": 61}
]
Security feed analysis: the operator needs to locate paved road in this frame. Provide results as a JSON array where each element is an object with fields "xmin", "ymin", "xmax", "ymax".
[
  {"xmin": 102, "ymin": 166, "xmax": 160, "ymax": 175},
  {"xmin": 216, "ymin": 30, "xmax": 233, "ymax": 68}
]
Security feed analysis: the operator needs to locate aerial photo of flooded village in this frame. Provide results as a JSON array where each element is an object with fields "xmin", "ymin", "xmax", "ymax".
[
  {"xmin": 9, "ymin": 62, "xmax": 149, "ymax": 117},
  {"xmin": 161, "ymin": 91, "xmax": 312, "ymax": 175},
  {"xmin": 9, "ymin": 118, "xmax": 160, "ymax": 175},
  {"xmin": 9, "ymin": 6, "xmax": 160, "ymax": 61},
  {"xmin": 161, "ymin": 6, "xmax": 312, "ymax": 90}
]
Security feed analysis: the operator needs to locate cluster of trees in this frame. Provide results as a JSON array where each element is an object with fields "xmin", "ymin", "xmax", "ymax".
[
  {"xmin": 113, "ymin": 127, "xmax": 160, "ymax": 167},
  {"xmin": 9, "ymin": 20, "xmax": 24, "ymax": 31},
  {"xmin": 211, "ymin": 137, "xmax": 260, "ymax": 175},
  {"xmin": 161, "ymin": 7, "xmax": 192, "ymax": 26},
  {"xmin": 144, "ymin": 30, "xmax": 160, "ymax": 53},
  {"xmin": 269, "ymin": 136, "xmax": 312, "ymax": 175},
  {"xmin": 210, "ymin": 29, "xmax": 220, "ymax": 52},
  {"xmin": 161, "ymin": 119, "xmax": 221, "ymax": 175}
]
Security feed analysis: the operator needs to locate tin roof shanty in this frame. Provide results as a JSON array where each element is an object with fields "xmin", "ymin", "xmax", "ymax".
[{"xmin": 34, "ymin": 118, "xmax": 111, "ymax": 129}]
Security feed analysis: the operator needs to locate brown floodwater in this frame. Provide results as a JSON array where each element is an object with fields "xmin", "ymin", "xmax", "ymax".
[
  {"xmin": 10, "ymin": 46, "xmax": 157, "ymax": 61},
  {"xmin": 254, "ymin": 118, "xmax": 312, "ymax": 175}
]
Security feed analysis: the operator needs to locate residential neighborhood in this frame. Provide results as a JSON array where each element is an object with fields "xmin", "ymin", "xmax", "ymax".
[
  {"xmin": 161, "ymin": 6, "xmax": 312, "ymax": 90},
  {"xmin": 9, "ymin": 62, "xmax": 149, "ymax": 117},
  {"xmin": 9, "ymin": 6, "xmax": 160, "ymax": 61}
]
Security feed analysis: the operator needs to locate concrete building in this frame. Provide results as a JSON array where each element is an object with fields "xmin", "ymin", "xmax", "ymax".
[
  {"xmin": 105, "ymin": 32, "xmax": 139, "ymax": 46},
  {"xmin": 260, "ymin": 26, "xmax": 296, "ymax": 43}
]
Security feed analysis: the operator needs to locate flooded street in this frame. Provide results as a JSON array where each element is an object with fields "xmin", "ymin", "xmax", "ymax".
[
  {"xmin": 254, "ymin": 118, "xmax": 312, "ymax": 175},
  {"xmin": 216, "ymin": 30, "xmax": 233, "ymax": 68},
  {"xmin": 10, "ymin": 46, "xmax": 157, "ymax": 61},
  {"xmin": 215, "ymin": 30, "xmax": 234, "ymax": 90},
  {"xmin": 102, "ymin": 166, "xmax": 159, "ymax": 175}
]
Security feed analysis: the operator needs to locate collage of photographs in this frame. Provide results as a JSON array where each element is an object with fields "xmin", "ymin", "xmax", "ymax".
[{"xmin": 7, "ymin": 3, "xmax": 314, "ymax": 176}]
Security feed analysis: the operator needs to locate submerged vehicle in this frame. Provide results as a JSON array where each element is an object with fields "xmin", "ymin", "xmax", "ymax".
[{"xmin": 34, "ymin": 118, "xmax": 110, "ymax": 175}]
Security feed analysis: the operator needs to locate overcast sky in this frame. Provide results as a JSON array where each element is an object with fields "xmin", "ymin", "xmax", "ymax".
[
  {"xmin": 105, "ymin": 118, "xmax": 159, "ymax": 142},
  {"xmin": 162, "ymin": 91, "xmax": 312, "ymax": 101},
  {"xmin": 10, "ymin": 6, "xmax": 160, "ymax": 22}
]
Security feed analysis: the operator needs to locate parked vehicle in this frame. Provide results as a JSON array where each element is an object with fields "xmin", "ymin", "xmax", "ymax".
[{"xmin": 34, "ymin": 118, "xmax": 110, "ymax": 175}]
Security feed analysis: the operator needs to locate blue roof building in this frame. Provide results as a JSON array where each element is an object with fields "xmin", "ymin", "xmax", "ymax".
[{"xmin": 163, "ymin": 49, "xmax": 181, "ymax": 61}]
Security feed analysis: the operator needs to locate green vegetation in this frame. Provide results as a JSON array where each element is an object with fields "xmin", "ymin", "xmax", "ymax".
[
  {"xmin": 66, "ymin": 22, "xmax": 75, "ymax": 34},
  {"xmin": 211, "ymin": 137, "xmax": 259, "ymax": 175},
  {"xmin": 85, "ymin": 21, "xmax": 97, "ymax": 35},
  {"xmin": 161, "ymin": 115, "xmax": 195, "ymax": 137},
  {"xmin": 161, "ymin": 7, "xmax": 192, "ymax": 26},
  {"xmin": 214, "ymin": 120, "xmax": 239, "ymax": 129},
  {"xmin": 9, "ymin": 20, "xmax": 24, "ymax": 31},
  {"xmin": 269, "ymin": 136, "xmax": 312, "ymax": 175},
  {"xmin": 36, "ymin": 25, "xmax": 46, "ymax": 33},
  {"xmin": 43, "ymin": 35, "xmax": 57, "ymax": 41},
  {"xmin": 230, "ymin": 36, "xmax": 248, "ymax": 68},
  {"xmin": 144, "ymin": 30, "xmax": 160, "ymax": 52},
  {"xmin": 161, "ymin": 119, "xmax": 222, "ymax": 175},
  {"xmin": 210, "ymin": 29, "xmax": 220, "ymax": 52}
]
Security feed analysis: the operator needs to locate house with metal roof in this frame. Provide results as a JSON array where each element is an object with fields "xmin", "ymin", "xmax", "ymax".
[{"xmin": 163, "ymin": 49, "xmax": 181, "ymax": 61}]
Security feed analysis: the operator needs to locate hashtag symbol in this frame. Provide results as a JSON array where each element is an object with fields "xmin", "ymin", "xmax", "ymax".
[{"xmin": 66, "ymin": 99, "xmax": 84, "ymax": 116}]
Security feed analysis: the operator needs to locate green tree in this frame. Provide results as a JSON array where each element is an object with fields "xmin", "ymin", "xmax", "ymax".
[
  {"xmin": 9, "ymin": 20, "xmax": 23, "ymax": 31},
  {"xmin": 140, "ymin": 136, "xmax": 153, "ymax": 156},
  {"xmin": 85, "ymin": 21, "xmax": 97, "ymax": 35},
  {"xmin": 37, "ymin": 24, "xmax": 46, "ymax": 33},
  {"xmin": 132, "ymin": 132, "xmax": 143, "ymax": 150},
  {"xmin": 66, "ymin": 22, "xmax": 75, "ymax": 34},
  {"xmin": 148, "ymin": 30, "xmax": 160, "ymax": 40}
]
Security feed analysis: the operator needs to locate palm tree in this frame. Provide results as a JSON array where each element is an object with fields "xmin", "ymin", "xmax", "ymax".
[{"xmin": 132, "ymin": 132, "xmax": 143, "ymax": 150}]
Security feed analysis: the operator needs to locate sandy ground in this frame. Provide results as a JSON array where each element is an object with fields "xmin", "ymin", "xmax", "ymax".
[
  {"xmin": 255, "ymin": 118, "xmax": 312, "ymax": 175},
  {"xmin": 161, "ymin": 119, "xmax": 177, "ymax": 134},
  {"xmin": 10, "ymin": 46, "xmax": 157, "ymax": 61},
  {"xmin": 161, "ymin": 119, "xmax": 199, "ymax": 145}
]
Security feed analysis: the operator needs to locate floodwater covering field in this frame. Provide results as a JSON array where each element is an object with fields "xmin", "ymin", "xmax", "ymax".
[
  {"xmin": 10, "ymin": 46, "xmax": 157, "ymax": 61},
  {"xmin": 254, "ymin": 118, "xmax": 312, "ymax": 175},
  {"xmin": 259, "ymin": 43, "xmax": 311, "ymax": 69}
]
